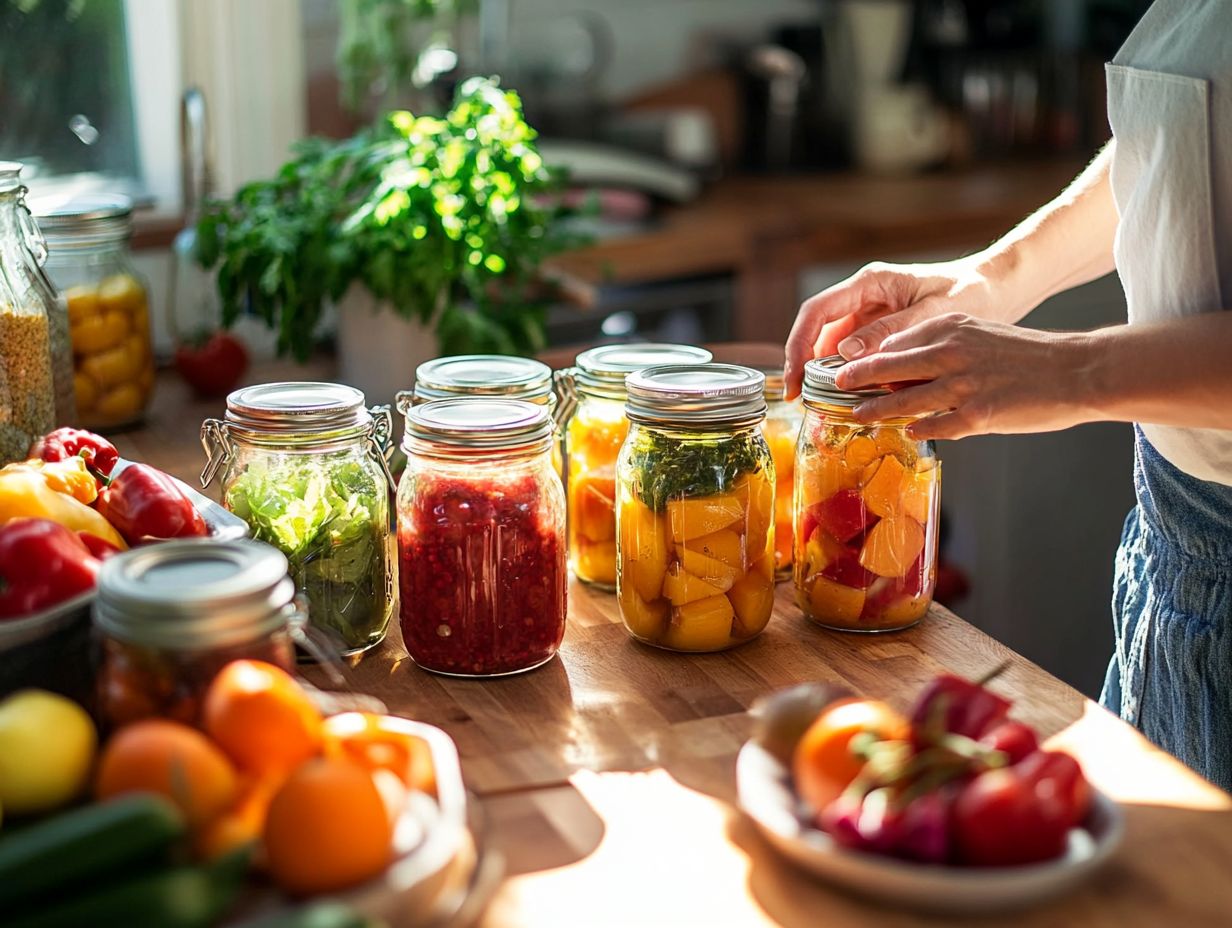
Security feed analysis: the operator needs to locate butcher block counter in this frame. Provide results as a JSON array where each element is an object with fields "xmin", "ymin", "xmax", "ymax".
[{"xmin": 116, "ymin": 363, "xmax": 1232, "ymax": 928}]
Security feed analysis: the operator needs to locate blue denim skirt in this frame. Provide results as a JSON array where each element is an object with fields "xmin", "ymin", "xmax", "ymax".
[{"xmin": 1101, "ymin": 426, "xmax": 1232, "ymax": 789}]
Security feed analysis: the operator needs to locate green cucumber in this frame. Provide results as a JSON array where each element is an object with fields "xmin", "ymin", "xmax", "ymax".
[{"xmin": 0, "ymin": 793, "xmax": 185, "ymax": 908}]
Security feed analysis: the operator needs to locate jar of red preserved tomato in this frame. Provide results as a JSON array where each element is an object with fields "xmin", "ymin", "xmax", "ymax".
[
  {"xmin": 794, "ymin": 356, "xmax": 941, "ymax": 632},
  {"xmin": 397, "ymin": 399, "xmax": 566, "ymax": 676},
  {"xmin": 93, "ymin": 539, "xmax": 300, "ymax": 729}
]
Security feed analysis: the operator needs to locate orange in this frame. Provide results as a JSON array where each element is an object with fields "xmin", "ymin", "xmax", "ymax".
[
  {"xmin": 323, "ymin": 713, "xmax": 437, "ymax": 796},
  {"xmin": 203, "ymin": 660, "xmax": 323, "ymax": 777},
  {"xmin": 792, "ymin": 699, "xmax": 910, "ymax": 815},
  {"xmin": 96, "ymin": 719, "xmax": 238, "ymax": 829},
  {"xmin": 264, "ymin": 757, "xmax": 398, "ymax": 896}
]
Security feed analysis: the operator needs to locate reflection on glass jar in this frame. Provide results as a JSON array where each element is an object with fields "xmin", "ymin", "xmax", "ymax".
[
  {"xmin": 201, "ymin": 383, "xmax": 395, "ymax": 657},
  {"xmin": 38, "ymin": 194, "xmax": 155, "ymax": 429},
  {"xmin": 759, "ymin": 367, "xmax": 804, "ymax": 582},
  {"xmin": 793, "ymin": 357, "xmax": 940, "ymax": 632},
  {"xmin": 93, "ymin": 539, "xmax": 299, "ymax": 730},
  {"xmin": 560, "ymin": 343, "xmax": 712, "ymax": 590},
  {"xmin": 398, "ymin": 399, "xmax": 566, "ymax": 677},
  {"xmin": 616, "ymin": 364, "xmax": 775, "ymax": 651}
]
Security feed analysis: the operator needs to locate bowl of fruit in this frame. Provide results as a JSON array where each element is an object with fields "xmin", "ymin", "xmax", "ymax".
[{"xmin": 737, "ymin": 670, "xmax": 1124, "ymax": 915}]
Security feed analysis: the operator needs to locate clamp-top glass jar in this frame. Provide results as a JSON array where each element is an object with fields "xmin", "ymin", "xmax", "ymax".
[
  {"xmin": 794, "ymin": 357, "xmax": 940, "ymax": 632},
  {"xmin": 397, "ymin": 354, "xmax": 562, "ymax": 473},
  {"xmin": 38, "ymin": 193, "xmax": 155, "ymax": 429},
  {"xmin": 94, "ymin": 539, "xmax": 299, "ymax": 729},
  {"xmin": 760, "ymin": 367, "xmax": 804, "ymax": 582},
  {"xmin": 615, "ymin": 364, "xmax": 776, "ymax": 651},
  {"xmin": 558, "ymin": 343, "xmax": 712, "ymax": 589},
  {"xmin": 398, "ymin": 399, "xmax": 566, "ymax": 677},
  {"xmin": 201, "ymin": 382, "xmax": 395, "ymax": 656}
]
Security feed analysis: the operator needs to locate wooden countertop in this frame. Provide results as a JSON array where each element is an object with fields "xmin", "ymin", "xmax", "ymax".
[{"xmin": 117, "ymin": 365, "xmax": 1232, "ymax": 928}]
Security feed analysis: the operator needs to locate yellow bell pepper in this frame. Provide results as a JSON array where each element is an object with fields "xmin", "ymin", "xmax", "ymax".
[
  {"xmin": 4, "ymin": 457, "xmax": 99, "ymax": 505},
  {"xmin": 0, "ymin": 470, "xmax": 126, "ymax": 549}
]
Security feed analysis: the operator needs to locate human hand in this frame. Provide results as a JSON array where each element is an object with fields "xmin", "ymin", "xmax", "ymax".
[
  {"xmin": 784, "ymin": 258, "xmax": 1003, "ymax": 399},
  {"xmin": 834, "ymin": 313, "xmax": 1091, "ymax": 440}
]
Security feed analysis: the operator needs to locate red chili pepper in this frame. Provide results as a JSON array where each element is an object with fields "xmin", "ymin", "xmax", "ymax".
[
  {"xmin": 95, "ymin": 463, "xmax": 208, "ymax": 545},
  {"xmin": 0, "ymin": 518, "xmax": 100, "ymax": 618},
  {"xmin": 30, "ymin": 428, "xmax": 120, "ymax": 479},
  {"xmin": 910, "ymin": 670, "xmax": 1012, "ymax": 744}
]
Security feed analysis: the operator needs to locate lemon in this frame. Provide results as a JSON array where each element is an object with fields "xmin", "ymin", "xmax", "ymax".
[{"xmin": 0, "ymin": 690, "xmax": 97, "ymax": 816}]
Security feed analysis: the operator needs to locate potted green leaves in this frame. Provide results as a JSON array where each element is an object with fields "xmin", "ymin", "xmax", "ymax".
[{"xmin": 195, "ymin": 77, "xmax": 573, "ymax": 401}]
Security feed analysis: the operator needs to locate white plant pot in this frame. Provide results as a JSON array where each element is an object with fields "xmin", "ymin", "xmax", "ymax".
[{"xmin": 335, "ymin": 285, "xmax": 438, "ymax": 406}]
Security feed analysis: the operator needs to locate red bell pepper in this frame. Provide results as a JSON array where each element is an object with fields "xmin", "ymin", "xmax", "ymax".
[
  {"xmin": 910, "ymin": 670, "xmax": 1012, "ymax": 744},
  {"xmin": 77, "ymin": 531, "xmax": 123, "ymax": 561},
  {"xmin": 0, "ymin": 518, "xmax": 100, "ymax": 618},
  {"xmin": 95, "ymin": 463, "xmax": 208, "ymax": 545},
  {"xmin": 30, "ymin": 428, "xmax": 119, "ymax": 480}
]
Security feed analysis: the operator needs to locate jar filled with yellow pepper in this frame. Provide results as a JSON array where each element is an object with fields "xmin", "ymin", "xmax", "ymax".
[
  {"xmin": 558, "ymin": 344, "xmax": 712, "ymax": 589},
  {"xmin": 38, "ymin": 195, "xmax": 155, "ymax": 429},
  {"xmin": 759, "ymin": 367, "xmax": 803, "ymax": 582}
]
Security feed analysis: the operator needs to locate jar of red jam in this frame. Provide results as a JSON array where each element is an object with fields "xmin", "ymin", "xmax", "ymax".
[
  {"xmin": 93, "ymin": 539, "xmax": 300, "ymax": 729},
  {"xmin": 397, "ymin": 399, "xmax": 566, "ymax": 676}
]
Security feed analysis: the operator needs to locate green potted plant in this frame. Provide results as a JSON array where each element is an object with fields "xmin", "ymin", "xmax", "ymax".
[{"xmin": 195, "ymin": 77, "xmax": 575, "ymax": 401}]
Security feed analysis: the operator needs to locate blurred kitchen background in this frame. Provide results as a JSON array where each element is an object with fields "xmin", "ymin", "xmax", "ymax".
[{"xmin": 1, "ymin": 0, "xmax": 1153, "ymax": 696}]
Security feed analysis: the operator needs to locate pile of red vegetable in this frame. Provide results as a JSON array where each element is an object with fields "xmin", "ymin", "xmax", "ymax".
[
  {"xmin": 784, "ymin": 669, "xmax": 1091, "ymax": 867},
  {"xmin": 0, "ymin": 428, "xmax": 209, "ymax": 619}
]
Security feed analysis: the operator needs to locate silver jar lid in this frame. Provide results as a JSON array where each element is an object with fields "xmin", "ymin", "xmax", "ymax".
[
  {"xmin": 802, "ymin": 356, "xmax": 891, "ymax": 408},
  {"xmin": 405, "ymin": 398, "xmax": 553, "ymax": 453},
  {"xmin": 574, "ymin": 343, "xmax": 713, "ymax": 401},
  {"xmin": 0, "ymin": 162, "xmax": 24, "ymax": 195},
  {"xmin": 36, "ymin": 193, "xmax": 133, "ymax": 247},
  {"xmin": 94, "ymin": 539, "xmax": 296, "ymax": 650},
  {"xmin": 759, "ymin": 366, "xmax": 787, "ymax": 402},
  {"xmin": 224, "ymin": 381, "xmax": 372, "ymax": 441},
  {"xmin": 625, "ymin": 363, "xmax": 767, "ymax": 428},
  {"xmin": 413, "ymin": 355, "xmax": 553, "ymax": 402}
]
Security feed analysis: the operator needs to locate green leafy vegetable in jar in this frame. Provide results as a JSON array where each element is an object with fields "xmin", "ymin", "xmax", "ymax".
[{"xmin": 623, "ymin": 426, "xmax": 770, "ymax": 511}]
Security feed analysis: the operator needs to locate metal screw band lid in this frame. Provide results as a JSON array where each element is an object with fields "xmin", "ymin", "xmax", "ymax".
[
  {"xmin": 94, "ymin": 539, "xmax": 296, "ymax": 650},
  {"xmin": 405, "ymin": 398, "xmax": 553, "ymax": 453},
  {"xmin": 573, "ymin": 343, "xmax": 713, "ymax": 401},
  {"xmin": 758, "ymin": 366, "xmax": 787, "ymax": 401},
  {"xmin": 412, "ymin": 355, "xmax": 553, "ymax": 402},
  {"xmin": 224, "ymin": 382, "xmax": 371, "ymax": 440},
  {"xmin": 35, "ymin": 193, "xmax": 133, "ymax": 247},
  {"xmin": 625, "ymin": 363, "xmax": 767, "ymax": 428},
  {"xmin": 802, "ymin": 355, "xmax": 891, "ymax": 408}
]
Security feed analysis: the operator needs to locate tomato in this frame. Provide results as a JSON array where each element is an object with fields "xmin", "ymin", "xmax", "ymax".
[
  {"xmin": 980, "ymin": 720, "xmax": 1040, "ymax": 764},
  {"xmin": 953, "ymin": 749, "xmax": 1089, "ymax": 866},
  {"xmin": 792, "ymin": 699, "xmax": 910, "ymax": 815},
  {"xmin": 174, "ymin": 332, "xmax": 249, "ymax": 397}
]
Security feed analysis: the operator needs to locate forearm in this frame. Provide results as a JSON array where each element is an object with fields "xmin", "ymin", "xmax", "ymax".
[
  {"xmin": 974, "ymin": 143, "xmax": 1119, "ymax": 324},
  {"xmin": 1071, "ymin": 311, "xmax": 1232, "ymax": 430}
]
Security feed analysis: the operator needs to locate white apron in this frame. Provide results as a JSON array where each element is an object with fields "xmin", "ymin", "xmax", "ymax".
[{"xmin": 1108, "ymin": 0, "xmax": 1232, "ymax": 486}]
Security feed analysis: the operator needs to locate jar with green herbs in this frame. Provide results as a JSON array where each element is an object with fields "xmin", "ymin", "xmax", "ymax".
[
  {"xmin": 0, "ymin": 162, "xmax": 72, "ymax": 463},
  {"xmin": 615, "ymin": 363, "xmax": 776, "ymax": 651},
  {"xmin": 201, "ymin": 382, "xmax": 395, "ymax": 656}
]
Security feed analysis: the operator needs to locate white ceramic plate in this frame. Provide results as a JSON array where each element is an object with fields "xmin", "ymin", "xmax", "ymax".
[{"xmin": 736, "ymin": 740, "xmax": 1124, "ymax": 916}]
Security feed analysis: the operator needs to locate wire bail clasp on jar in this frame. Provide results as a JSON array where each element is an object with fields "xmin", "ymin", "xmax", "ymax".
[
  {"xmin": 367, "ymin": 403, "xmax": 397, "ymax": 494},
  {"xmin": 552, "ymin": 366, "xmax": 578, "ymax": 428},
  {"xmin": 199, "ymin": 417, "xmax": 230, "ymax": 489}
]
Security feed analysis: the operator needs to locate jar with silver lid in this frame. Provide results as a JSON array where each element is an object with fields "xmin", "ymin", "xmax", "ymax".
[
  {"xmin": 398, "ymin": 399, "xmax": 566, "ymax": 677},
  {"xmin": 794, "ymin": 356, "xmax": 940, "ymax": 633},
  {"xmin": 38, "ymin": 192, "xmax": 154, "ymax": 429},
  {"xmin": 759, "ymin": 367, "xmax": 804, "ymax": 582},
  {"xmin": 557, "ymin": 343, "xmax": 713, "ymax": 589},
  {"xmin": 200, "ymin": 382, "xmax": 395, "ymax": 656},
  {"xmin": 614, "ymin": 363, "xmax": 775, "ymax": 651},
  {"xmin": 93, "ymin": 539, "xmax": 300, "ymax": 729}
]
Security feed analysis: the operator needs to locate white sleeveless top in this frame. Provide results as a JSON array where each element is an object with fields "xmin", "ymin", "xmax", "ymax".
[{"xmin": 1108, "ymin": 0, "xmax": 1232, "ymax": 485}]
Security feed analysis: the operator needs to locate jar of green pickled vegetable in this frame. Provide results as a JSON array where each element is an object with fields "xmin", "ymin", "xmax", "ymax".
[{"xmin": 200, "ymin": 382, "xmax": 396, "ymax": 657}]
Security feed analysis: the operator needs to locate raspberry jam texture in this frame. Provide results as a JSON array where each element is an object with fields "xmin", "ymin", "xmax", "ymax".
[{"xmin": 398, "ymin": 471, "xmax": 566, "ymax": 676}]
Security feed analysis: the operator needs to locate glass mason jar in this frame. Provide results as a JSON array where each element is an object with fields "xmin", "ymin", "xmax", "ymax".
[
  {"xmin": 398, "ymin": 399, "xmax": 566, "ymax": 677},
  {"xmin": 794, "ymin": 356, "xmax": 941, "ymax": 632},
  {"xmin": 0, "ymin": 162, "xmax": 68, "ymax": 463},
  {"xmin": 558, "ymin": 343, "xmax": 712, "ymax": 590},
  {"xmin": 396, "ymin": 354, "xmax": 562, "ymax": 474},
  {"xmin": 38, "ymin": 193, "xmax": 155, "ymax": 429},
  {"xmin": 201, "ymin": 382, "xmax": 395, "ymax": 656},
  {"xmin": 615, "ymin": 364, "xmax": 776, "ymax": 651},
  {"xmin": 760, "ymin": 367, "xmax": 804, "ymax": 582},
  {"xmin": 93, "ymin": 539, "xmax": 299, "ymax": 730}
]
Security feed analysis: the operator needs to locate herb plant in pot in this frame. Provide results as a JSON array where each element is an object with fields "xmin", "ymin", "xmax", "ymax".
[{"xmin": 195, "ymin": 77, "xmax": 573, "ymax": 403}]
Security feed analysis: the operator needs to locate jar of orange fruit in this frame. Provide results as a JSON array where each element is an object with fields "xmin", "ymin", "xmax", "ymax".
[
  {"xmin": 794, "ymin": 356, "xmax": 940, "ymax": 632},
  {"xmin": 38, "ymin": 194, "xmax": 155, "ymax": 428},
  {"xmin": 93, "ymin": 539, "xmax": 300, "ymax": 729},
  {"xmin": 615, "ymin": 363, "xmax": 776, "ymax": 651},
  {"xmin": 559, "ymin": 343, "xmax": 712, "ymax": 589},
  {"xmin": 759, "ymin": 367, "xmax": 803, "ymax": 582}
]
